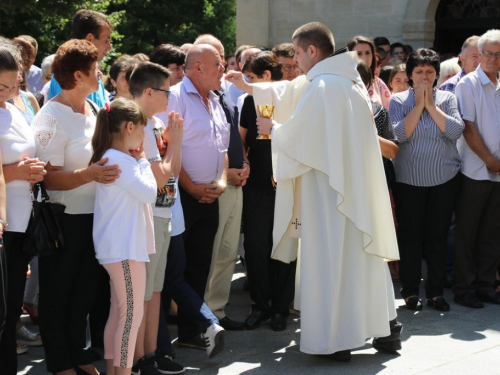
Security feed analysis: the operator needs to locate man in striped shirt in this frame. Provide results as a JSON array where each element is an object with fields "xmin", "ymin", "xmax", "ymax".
[{"xmin": 438, "ymin": 36, "xmax": 480, "ymax": 94}]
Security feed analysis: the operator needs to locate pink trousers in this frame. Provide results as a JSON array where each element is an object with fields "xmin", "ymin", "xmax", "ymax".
[{"xmin": 103, "ymin": 260, "xmax": 146, "ymax": 368}]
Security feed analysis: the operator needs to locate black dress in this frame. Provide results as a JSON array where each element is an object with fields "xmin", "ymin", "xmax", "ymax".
[
  {"xmin": 373, "ymin": 102, "xmax": 397, "ymax": 188},
  {"xmin": 240, "ymin": 95, "xmax": 296, "ymax": 317}
]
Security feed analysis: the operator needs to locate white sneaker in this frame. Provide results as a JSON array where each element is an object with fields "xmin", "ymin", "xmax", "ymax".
[
  {"xmin": 16, "ymin": 325, "xmax": 42, "ymax": 346},
  {"xmin": 17, "ymin": 342, "xmax": 28, "ymax": 355},
  {"xmin": 203, "ymin": 323, "xmax": 225, "ymax": 358}
]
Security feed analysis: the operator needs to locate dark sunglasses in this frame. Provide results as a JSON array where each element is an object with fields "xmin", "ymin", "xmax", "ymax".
[{"xmin": 152, "ymin": 87, "xmax": 171, "ymax": 98}]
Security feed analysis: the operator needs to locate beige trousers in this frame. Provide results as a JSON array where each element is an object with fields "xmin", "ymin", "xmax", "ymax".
[{"xmin": 204, "ymin": 185, "xmax": 243, "ymax": 319}]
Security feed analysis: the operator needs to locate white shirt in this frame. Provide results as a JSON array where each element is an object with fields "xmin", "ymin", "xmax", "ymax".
[
  {"xmin": 170, "ymin": 181, "xmax": 185, "ymax": 237},
  {"xmin": 93, "ymin": 149, "xmax": 156, "ymax": 264},
  {"xmin": 32, "ymin": 101, "xmax": 97, "ymax": 214},
  {"xmin": 143, "ymin": 116, "xmax": 175, "ymax": 218},
  {"xmin": 27, "ymin": 65, "xmax": 43, "ymax": 93},
  {"xmin": 165, "ymin": 77, "xmax": 229, "ymax": 184},
  {"xmin": 456, "ymin": 66, "xmax": 500, "ymax": 182},
  {"xmin": 41, "ymin": 81, "xmax": 51, "ymax": 105},
  {"xmin": 0, "ymin": 103, "xmax": 36, "ymax": 232}
]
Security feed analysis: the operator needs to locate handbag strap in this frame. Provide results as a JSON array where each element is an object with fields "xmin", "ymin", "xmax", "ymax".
[
  {"xmin": 35, "ymin": 182, "xmax": 51, "ymax": 203},
  {"xmin": 86, "ymin": 99, "xmax": 99, "ymax": 117}
]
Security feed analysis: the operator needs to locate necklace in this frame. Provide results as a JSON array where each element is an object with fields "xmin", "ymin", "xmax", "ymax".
[{"xmin": 60, "ymin": 91, "xmax": 78, "ymax": 113}]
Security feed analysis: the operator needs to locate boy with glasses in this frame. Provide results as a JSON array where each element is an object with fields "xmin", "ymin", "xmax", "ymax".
[{"xmin": 128, "ymin": 61, "xmax": 185, "ymax": 374}]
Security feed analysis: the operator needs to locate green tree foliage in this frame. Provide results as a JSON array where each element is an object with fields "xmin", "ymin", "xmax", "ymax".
[{"xmin": 0, "ymin": 0, "xmax": 235, "ymax": 68}]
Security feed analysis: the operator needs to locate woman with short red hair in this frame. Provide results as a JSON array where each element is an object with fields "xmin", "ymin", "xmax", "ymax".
[{"xmin": 32, "ymin": 39, "xmax": 119, "ymax": 375}]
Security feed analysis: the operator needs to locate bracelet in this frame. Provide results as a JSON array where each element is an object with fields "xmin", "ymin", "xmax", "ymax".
[
  {"xmin": 243, "ymin": 161, "xmax": 250, "ymax": 166},
  {"xmin": 0, "ymin": 219, "xmax": 7, "ymax": 228}
]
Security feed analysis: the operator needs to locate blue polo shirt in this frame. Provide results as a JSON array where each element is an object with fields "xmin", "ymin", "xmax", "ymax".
[{"xmin": 48, "ymin": 77, "xmax": 107, "ymax": 108}]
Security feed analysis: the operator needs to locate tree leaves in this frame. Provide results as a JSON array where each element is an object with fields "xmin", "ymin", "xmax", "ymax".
[{"xmin": 0, "ymin": 0, "xmax": 236, "ymax": 69}]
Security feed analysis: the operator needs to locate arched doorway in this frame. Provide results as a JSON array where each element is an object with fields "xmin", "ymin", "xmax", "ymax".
[{"xmin": 435, "ymin": 0, "xmax": 500, "ymax": 54}]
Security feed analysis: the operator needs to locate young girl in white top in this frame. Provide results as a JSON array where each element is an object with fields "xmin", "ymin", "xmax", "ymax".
[{"xmin": 90, "ymin": 98, "xmax": 156, "ymax": 375}]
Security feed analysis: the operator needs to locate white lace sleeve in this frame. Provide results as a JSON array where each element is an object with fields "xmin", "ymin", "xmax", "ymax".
[
  {"xmin": 32, "ymin": 111, "xmax": 66, "ymax": 166},
  {"xmin": 33, "ymin": 112, "xmax": 58, "ymax": 151}
]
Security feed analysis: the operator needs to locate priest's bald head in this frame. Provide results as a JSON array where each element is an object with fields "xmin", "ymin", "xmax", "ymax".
[{"xmin": 292, "ymin": 22, "xmax": 335, "ymax": 74}]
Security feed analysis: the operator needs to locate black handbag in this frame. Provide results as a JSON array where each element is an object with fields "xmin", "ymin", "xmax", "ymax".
[{"xmin": 23, "ymin": 182, "xmax": 66, "ymax": 257}]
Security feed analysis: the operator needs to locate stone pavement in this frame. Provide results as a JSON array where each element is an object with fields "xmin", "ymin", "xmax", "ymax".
[{"xmin": 17, "ymin": 262, "xmax": 500, "ymax": 374}]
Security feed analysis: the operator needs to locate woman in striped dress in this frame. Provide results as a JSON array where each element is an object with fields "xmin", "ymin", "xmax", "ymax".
[{"xmin": 390, "ymin": 48, "xmax": 464, "ymax": 312}]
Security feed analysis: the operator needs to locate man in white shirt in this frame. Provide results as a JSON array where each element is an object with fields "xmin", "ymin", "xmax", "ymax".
[
  {"xmin": 194, "ymin": 35, "xmax": 249, "ymax": 331},
  {"xmin": 166, "ymin": 44, "xmax": 229, "ymax": 351},
  {"xmin": 454, "ymin": 29, "xmax": 500, "ymax": 308}
]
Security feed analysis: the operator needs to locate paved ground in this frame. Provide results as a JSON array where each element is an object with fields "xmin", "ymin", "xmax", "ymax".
[{"xmin": 17, "ymin": 262, "xmax": 500, "ymax": 374}]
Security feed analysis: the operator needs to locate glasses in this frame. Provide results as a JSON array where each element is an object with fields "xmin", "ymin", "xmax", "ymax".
[
  {"xmin": 0, "ymin": 83, "xmax": 19, "ymax": 92},
  {"xmin": 282, "ymin": 64, "xmax": 300, "ymax": 72},
  {"xmin": 483, "ymin": 51, "xmax": 500, "ymax": 59},
  {"xmin": 152, "ymin": 87, "xmax": 171, "ymax": 98}
]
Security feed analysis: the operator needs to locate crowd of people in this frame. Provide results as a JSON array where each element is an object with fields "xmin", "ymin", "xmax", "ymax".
[{"xmin": 0, "ymin": 8, "xmax": 500, "ymax": 375}]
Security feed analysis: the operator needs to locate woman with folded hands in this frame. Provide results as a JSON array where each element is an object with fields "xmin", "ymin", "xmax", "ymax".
[{"xmin": 390, "ymin": 49, "xmax": 464, "ymax": 312}]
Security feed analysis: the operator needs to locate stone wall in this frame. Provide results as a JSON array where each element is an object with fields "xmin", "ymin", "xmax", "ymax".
[{"xmin": 236, "ymin": 0, "xmax": 439, "ymax": 50}]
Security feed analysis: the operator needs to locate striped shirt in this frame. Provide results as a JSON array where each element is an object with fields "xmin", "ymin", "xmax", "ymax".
[
  {"xmin": 390, "ymin": 88, "xmax": 464, "ymax": 187},
  {"xmin": 438, "ymin": 69, "xmax": 466, "ymax": 94}
]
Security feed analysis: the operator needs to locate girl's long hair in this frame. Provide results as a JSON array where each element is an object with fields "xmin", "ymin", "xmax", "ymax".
[{"xmin": 89, "ymin": 97, "xmax": 147, "ymax": 165}]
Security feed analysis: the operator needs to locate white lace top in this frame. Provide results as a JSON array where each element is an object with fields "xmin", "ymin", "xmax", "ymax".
[{"xmin": 32, "ymin": 101, "xmax": 97, "ymax": 214}]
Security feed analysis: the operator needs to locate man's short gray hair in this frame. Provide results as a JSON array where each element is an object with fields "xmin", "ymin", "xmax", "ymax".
[
  {"xmin": 41, "ymin": 54, "xmax": 55, "ymax": 77},
  {"xmin": 478, "ymin": 29, "xmax": 500, "ymax": 53}
]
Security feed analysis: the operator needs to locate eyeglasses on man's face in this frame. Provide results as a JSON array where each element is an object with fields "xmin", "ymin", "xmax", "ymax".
[
  {"xmin": 282, "ymin": 64, "xmax": 300, "ymax": 72},
  {"xmin": 152, "ymin": 87, "xmax": 171, "ymax": 98},
  {"xmin": 482, "ymin": 51, "xmax": 500, "ymax": 59}
]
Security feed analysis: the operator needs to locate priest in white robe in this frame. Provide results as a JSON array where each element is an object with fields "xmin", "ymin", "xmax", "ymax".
[{"xmin": 227, "ymin": 22, "xmax": 401, "ymax": 361}]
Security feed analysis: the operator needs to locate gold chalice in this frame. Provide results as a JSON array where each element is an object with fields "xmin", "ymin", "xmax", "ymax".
[{"xmin": 256, "ymin": 104, "xmax": 274, "ymax": 140}]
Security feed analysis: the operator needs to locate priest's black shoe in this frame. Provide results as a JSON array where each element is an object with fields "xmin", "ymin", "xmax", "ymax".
[
  {"xmin": 454, "ymin": 293, "xmax": 484, "ymax": 308},
  {"xmin": 404, "ymin": 296, "xmax": 422, "ymax": 311},
  {"xmin": 219, "ymin": 316, "xmax": 245, "ymax": 331},
  {"xmin": 476, "ymin": 290, "xmax": 500, "ymax": 304},
  {"xmin": 244, "ymin": 309, "xmax": 270, "ymax": 330},
  {"xmin": 329, "ymin": 350, "xmax": 352, "ymax": 362},
  {"xmin": 373, "ymin": 319, "xmax": 402, "ymax": 353},
  {"xmin": 270, "ymin": 313, "xmax": 287, "ymax": 331},
  {"xmin": 426, "ymin": 297, "xmax": 450, "ymax": 311}
]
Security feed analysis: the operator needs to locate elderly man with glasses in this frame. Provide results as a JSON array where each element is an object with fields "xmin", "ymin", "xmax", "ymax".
[{"xmin": 454, "ymin": 29, "xmax": 500, "ymax": 309}]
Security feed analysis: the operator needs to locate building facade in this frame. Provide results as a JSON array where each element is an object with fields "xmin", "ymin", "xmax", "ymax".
[{"xmin": 236, "ymin": 0, "xmax": 500, "ymax": 54}]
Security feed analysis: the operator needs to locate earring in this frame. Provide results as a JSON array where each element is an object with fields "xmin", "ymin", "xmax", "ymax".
[{"xmin": 78, "ymin": 81, "xmax": 83, "ymax": 88}]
